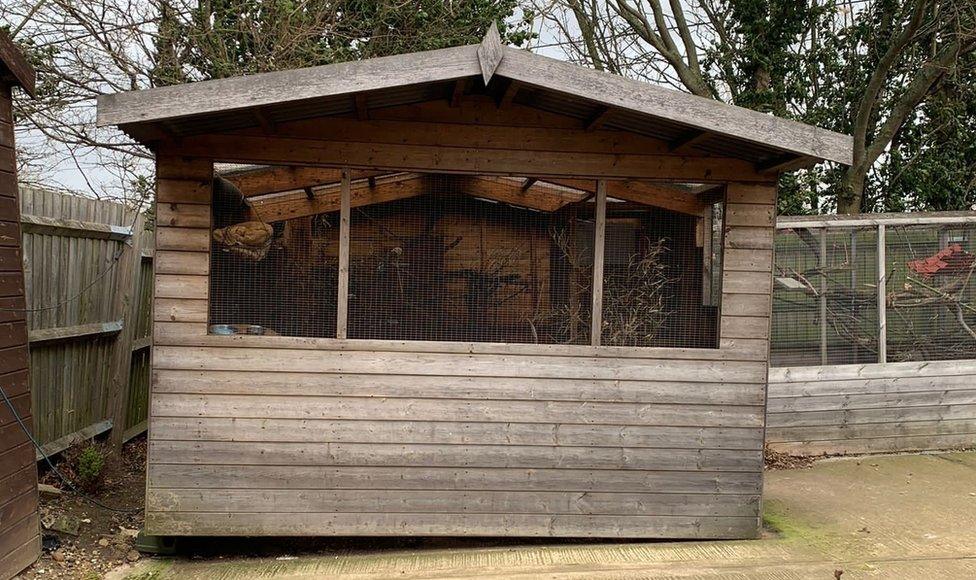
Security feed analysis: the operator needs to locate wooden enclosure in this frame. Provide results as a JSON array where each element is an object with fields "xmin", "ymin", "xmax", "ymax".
[
  {"xmin": 768, "ymin": 212, "xmax": 976, "ymax": 456},
  {"xmin": 0, "ymin": 31, "xmax": 39, "ymax": 580},
  {"xmin": 99, "ymin": 28, "xmax": 852, "ymax": 539}
]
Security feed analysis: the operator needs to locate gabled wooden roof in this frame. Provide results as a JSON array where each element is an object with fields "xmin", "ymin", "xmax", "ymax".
[{"xmin": 97, "ymin": 26, "xmax": 852, "ymax": 167}]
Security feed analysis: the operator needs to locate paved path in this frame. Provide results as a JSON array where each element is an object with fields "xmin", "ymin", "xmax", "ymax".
[{"xmin": 111, "ymin": 452, "xmax": 976, "ymax": 579}]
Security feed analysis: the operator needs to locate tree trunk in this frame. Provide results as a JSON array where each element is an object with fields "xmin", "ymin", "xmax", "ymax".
[{"xmin": 836, "ymin": 165, "xmax": 867, "ymax": 214}]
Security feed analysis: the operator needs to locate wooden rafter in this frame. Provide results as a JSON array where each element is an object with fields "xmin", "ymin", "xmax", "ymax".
[
  {"xmin": 223, "ymin": 166, "xmax": 388, "ymax": 197},
  {"xmin": 520, "ymin": 177, "xmax": 537, "ymax": 192},
  {"xmin": 450, "ymin": 78, "xmax": 468, "ymax": 108},
  {"xmin": 252, "ymin": 108, "xmax": 275, "ymax": 134},
  {"xmin": 669, "ymin": 130, "xmax": 710, "ymax": 154},
  {"xmin": 354, "ymin": 93, "xmax": 369, "ymax": 121},
  {"xmin": 756, "ymin": 154, "xmax": 815, "ymax": 174},
  {"xmin": 248, "ymin": 173, "xmax": 427, "ymax": 222},
  {"xmin": 585, "ymin": 107, "xmax": 614, "ymax": 131},
  {"xmin": 542, "ymin": 178, "xmax": 709, "ymax": 216},
  {"xmin": 497, "ymin": 80, "xmax": 520, "ymax": 109}
]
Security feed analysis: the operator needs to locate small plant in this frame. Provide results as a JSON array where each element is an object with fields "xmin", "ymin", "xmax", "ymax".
[{"xmin": 76, "ymin": 444, "xmax": 105, "ymax": 493}]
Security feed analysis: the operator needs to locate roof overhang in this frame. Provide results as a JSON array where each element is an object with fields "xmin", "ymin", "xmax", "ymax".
[
  {"xmin": 97, "ymin": 27, "xmax": 852, "ymax": 168},
  {"xmin": 0, "ymin": 31, "xmax": 36, "ymax": 97}
]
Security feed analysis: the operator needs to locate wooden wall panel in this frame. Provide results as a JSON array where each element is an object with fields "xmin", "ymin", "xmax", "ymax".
[
  {"xmin": 767, "ymin": 360, "xmax": 976, "ymax": 455},
  {"xmin": 145, "ymin": 154, "xmax": 773, "ymax": 539},
  {"xmin": 0, "ymin": 82, "xmax": 38, "ymax": 580}
]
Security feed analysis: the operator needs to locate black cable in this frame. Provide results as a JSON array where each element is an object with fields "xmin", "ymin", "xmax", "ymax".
[{"xmin": 0, "ymin": 384, "xmax": 142, "ymax": 514}]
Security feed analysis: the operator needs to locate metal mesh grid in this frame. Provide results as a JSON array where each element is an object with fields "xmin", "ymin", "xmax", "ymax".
[
  {"xmin": 346, "ymin": 174, "xmax": 593, "ymax": 344},
  {"xmin": 600, "ymin": 199, "xmax": 721, "ymax": 348},
  {"xmin": 208, "ymin": 170, "xmax": 724, "ymax": 347},
  {"xmin": 885, "ymin": 224, "xmax": 976, "ymax": 362},
  {"xmin": 209, "ymin": 177, "xmax": 339, "ymax": 338},
  {"xmin": 771, "ymin": 227, "xmax": 879, "ymax": 367}
]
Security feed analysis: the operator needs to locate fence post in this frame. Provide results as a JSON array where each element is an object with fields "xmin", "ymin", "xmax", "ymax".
[
  {"xmin": 819, "ymin": 229, "xmax": 827, "ymax": 365},
  {"xmin": 108, "ymin": 213, "xmax": 145, "ymax": 450},
  {"xmin": 877, "ymin": 223, "xmax": 887, "ymax": 364}
]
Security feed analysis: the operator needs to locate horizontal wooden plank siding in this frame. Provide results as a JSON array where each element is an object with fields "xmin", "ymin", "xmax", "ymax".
[
  {"xmin": 146, "ymin": 159, "xmax": 772, "ymax": 539},
  {"xmin": 767, "ymin": 360, "xmax": 976, "ymax": 456}
]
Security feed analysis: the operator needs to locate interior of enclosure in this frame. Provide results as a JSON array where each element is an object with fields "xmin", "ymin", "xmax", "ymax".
[
  {"xmin": 772, "ymin": 221, "xmax": 976, "ymax": 366},
  {"xmin": 209, "ymin": 167, "xmax": 726, "ymax": 348}
]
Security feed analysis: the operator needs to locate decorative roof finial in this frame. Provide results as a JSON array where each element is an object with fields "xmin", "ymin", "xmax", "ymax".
[{"xmin": 478, "ymin": 22, "xmax": 504, "ymax": 85}]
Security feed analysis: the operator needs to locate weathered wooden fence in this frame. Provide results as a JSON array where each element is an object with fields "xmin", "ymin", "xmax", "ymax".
[
  {"xmin": 768, "ymin": 212, "xmax": 976, "ymax": 456},
  {"xmin": 19, "ymin": 187, "xmax": 151, "ymax": 457}
]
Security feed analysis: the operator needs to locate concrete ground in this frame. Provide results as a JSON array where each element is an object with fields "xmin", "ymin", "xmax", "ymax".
[{"xmin": 111, "ymin": 451, "xmax": 976, "ymax": 579}]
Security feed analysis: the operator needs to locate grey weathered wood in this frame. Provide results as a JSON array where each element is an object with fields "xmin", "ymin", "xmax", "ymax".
[
  {"xmin": 147, "ymin": 488, "xmax": 760, "ymax": 517},
  {"xmin": 108, "ymin": 214, "xmax": 145, "ymax": 449},
  {"xmin": 145, "ymin": 511, "xmax": 759, "ymax": 539},
  {"xmin": 590, "ymin": 180, "xmax": 606, "ymax": 346},
  {"xmin": 149, "ymin": 439, "xmax": 762, "ymax": 471},
  {"xmin": 819, "ymin": 229, "xmax": 827, "ymax": 365},
  {"xmin": 767, "ymin": 360, "xmax": 976, "ymax": 456},
  {"xmin": 777, "ymin": 211, "xmax": 976, "ymax": 229},
  {"xmin": 98, "ymin": 45, "xmax": 481, "ymax": 127},
  {"xmin": 19, "ymin": 214, "xmax": 132, "ymax": 240},
  {"xmin": 335, "ymin": 169, "xmax": 350, "ymax": 339},
  {"xmin": 27, "ymin": 320, "xmax": 122, "ymax": 345},
  {"xmin": 151, "ymin": 369, "xmax": 764, "ymax": 405},
  {"xmin": 151, "ymin": 417, "xmax": 764, "ymax": 449},
  {"xmin": 97, "ymin": 43, "xmax": 851, "ymax": 166},
  {"xmin": 150, "ymin": 393, "xmax": 763, "ymax": 428},
  {"xmin": 34, "ymin": 419, "xmax": 112, "ymax": 460},
  {"xmin": 876, "ymin": 223, "xmax": 887, "ymax": 364},
  {"xmin": 477, "ymin": 22, "xmax": 504, "ymax": 84},
  {"xmin": 149, "ymin": 464, "xmax": 762, "ymax": 494}
]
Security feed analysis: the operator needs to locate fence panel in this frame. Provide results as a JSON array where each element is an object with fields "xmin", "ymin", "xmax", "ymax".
[
  {"xmin": 769, "ymin": 213, "xmax": 976, "ymax": 456},
  {"xmin": 19, "ymin": 187, "xmax": 151, "ymax": 455}
]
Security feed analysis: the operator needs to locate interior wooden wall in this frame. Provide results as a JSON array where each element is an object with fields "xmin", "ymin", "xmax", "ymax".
[{"xmin": 0, "ymin": 82, "xmax": 40, "ymax": 580}]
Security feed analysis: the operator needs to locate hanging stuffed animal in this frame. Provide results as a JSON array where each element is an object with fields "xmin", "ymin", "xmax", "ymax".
[{"xmin": 213, "ymin": 221, "xmax": 274, "ymax": 261}]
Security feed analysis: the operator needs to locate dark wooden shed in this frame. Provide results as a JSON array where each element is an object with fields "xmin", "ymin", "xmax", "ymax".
[
  {"xmin": 97, "ymin": 27, "xmax": 852, "ymax": 539},
  {"xmin": 0, "ymin": 30, "xmax": 40, "ymax": 580}
]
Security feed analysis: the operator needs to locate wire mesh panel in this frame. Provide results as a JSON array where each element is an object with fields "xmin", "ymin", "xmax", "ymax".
[
  {"xmin": 771, "ymin": 227, "xmax": 879, "ymax": 367},
  {"xmin": 346, "ymin": 174, "xmax": 594, "ymax": 344},
  {"xmin": 209, "ymin": 176, "xmax": 339, "ymax": 338},
  {"xmin": 209, "ymin": 170, "xmax": 725, "ymax": 347},
  {"xmin": 886, "ymin": 223, "xmax": 976, "ymax": 362},
  {"xmin": 600, "ymin": 196, "xmax": 722, "ymax": 348}
]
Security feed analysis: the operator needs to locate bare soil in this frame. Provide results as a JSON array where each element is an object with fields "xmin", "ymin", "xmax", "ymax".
[{"xmin": 19, "ymin": 436, "xmax": 147, "ymax": 579}]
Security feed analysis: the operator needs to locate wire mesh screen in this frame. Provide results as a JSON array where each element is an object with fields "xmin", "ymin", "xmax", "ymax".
[
  {"xmin": 600, "ymin": 199, "xmax": 722, "ymax": 347},
  {"xmin": 209, "ymin": 176, "xmax": 339, "ymax": 338},
  {"xmin": 208, "ymin": 170, "xmax": 724, "ymax": 347},
  {"xmin": 771, "ymin": 227, "xmax": 879, "ymax": 366},
  {"xmin": 346, "ymin": 174, "xmax": 593, "ymax": 344},
  {"xmin": 886, "ymin": 223, "xmax": 976, "ymax": 362}
]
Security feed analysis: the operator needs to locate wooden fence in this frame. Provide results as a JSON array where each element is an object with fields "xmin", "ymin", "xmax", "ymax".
[
  {"xmin": 19, "ymin": 187, "xmax": 152, "ymax": 457},
  {"xmin": 768, "ymin": 212, "xmax": 976, "ymax": 456}
]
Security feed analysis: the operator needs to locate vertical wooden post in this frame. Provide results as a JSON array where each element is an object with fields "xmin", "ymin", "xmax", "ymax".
[
  {"xmin": 336, "ymin": 168, "xmax": 351, "ymax": 339},
  {"xmin": 877, "ymin": 223, "xmax": 887, "ymax": 364},
  {"xmin": 819, "ymin": 228, "xmax": 828, "ymax": 365},
  {"xmin": 108, "ymin": 213, "xmax": 145, "ymax": 450},
  {"xmin": 590, "ymin": 180, "xmax": 607, "ymax": 346}
]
